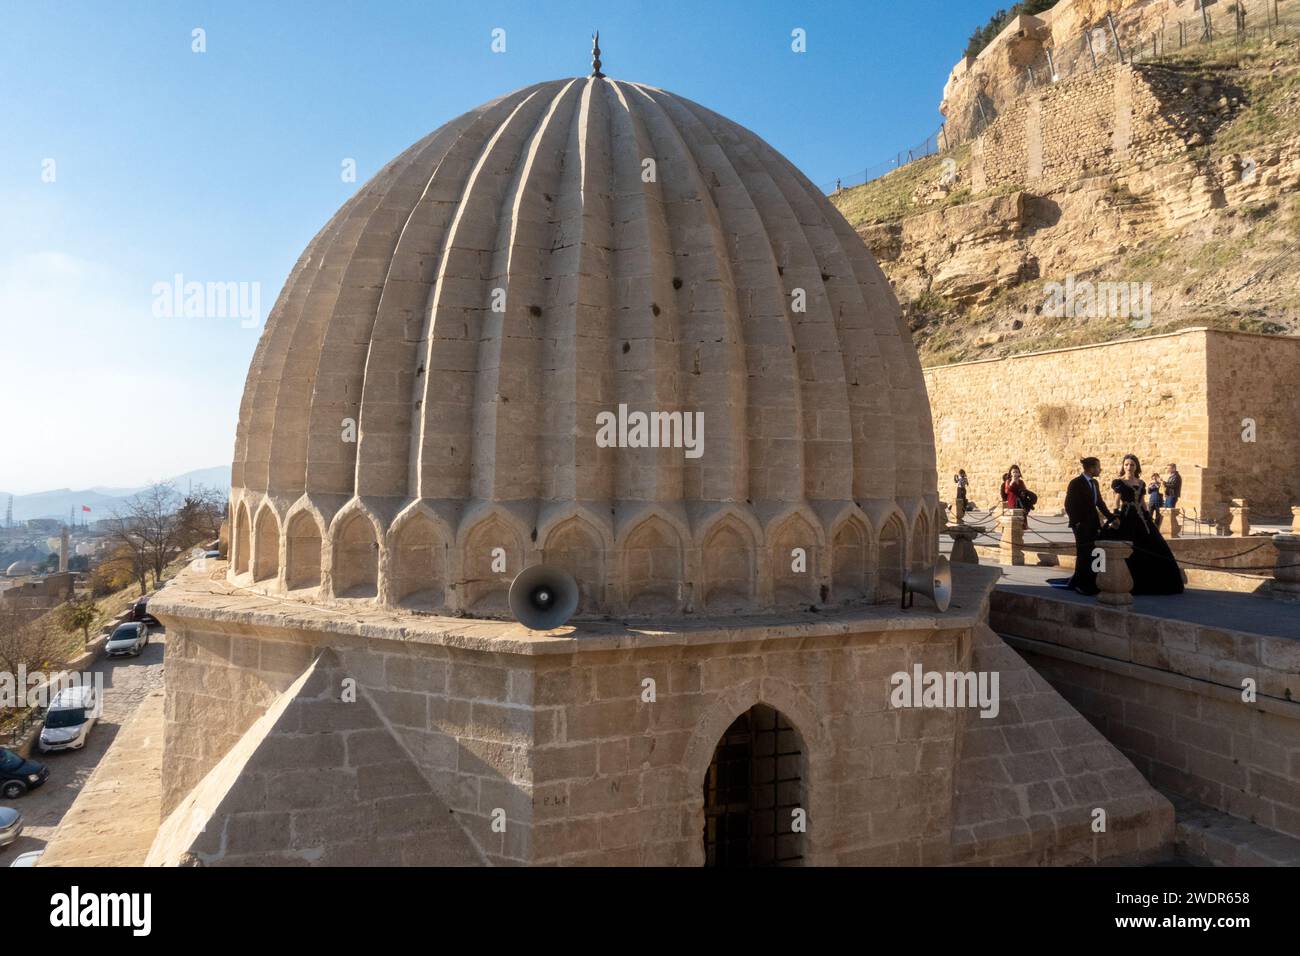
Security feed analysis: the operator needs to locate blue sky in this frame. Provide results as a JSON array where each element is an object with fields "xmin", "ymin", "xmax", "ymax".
[{"xmin": 0, "ymin": 0, "xmax": 994, "ymax": 494}]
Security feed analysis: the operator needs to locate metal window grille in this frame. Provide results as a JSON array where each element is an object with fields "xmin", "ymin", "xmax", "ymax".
[{"xmin": 702, "ymin": 704, "xmax": 804, "ymax": 866}]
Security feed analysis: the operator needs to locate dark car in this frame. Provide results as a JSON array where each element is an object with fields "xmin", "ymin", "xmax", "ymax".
[
  {"xmin": 129, "ymin": 597, "xmax": 160, "ymax": 626},
  {"xmin": 0, "ymin": 747, "xmax": 49, "ymax": 799}
]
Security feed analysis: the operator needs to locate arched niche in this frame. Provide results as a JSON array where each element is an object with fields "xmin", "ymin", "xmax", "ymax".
[
  {"xmin": 621, "ymin": 516, "xmax": 685, "ymax": 615},
  {"xmin": 542, "ymin": 518, "xmax": 605, "ymax": 614},
  {"xmin": 769, "ymin": 513, "xmax": 819, "ymax": 606},
  {"xmin": 461, "ymin": 514, "xmax": 523, "ymax": 613},
  {"xmin": 233, "ymin": 501, "xmax": 251, "ymax": 576},
  {"xmin": 701, "ymin": 517, "xmax": 754, "ymax": 612},
  {"xmin": 285, "ymin": 511, "xmax": 323, "ymax": 590},
  {"xmin": 875, "ymin": 515, "xmax": 905, "ymax": 604},
  {"xmin": 252, "ymin": 507, "xmax": 280, "ymax": 582},
  {"xmin": 831, "ymin": 517, "xmax": 869, "ymax": 604},
  {"xmin": 911, "ymin": 510, "xmax": 931, "ymax": 570},
  {"xmin": 333, "ymin": 512, "xmax": 379, "ymax": 599},
  {"xmin": 391, "ymin": 513, "xmax": 446, "ymax": 610}
]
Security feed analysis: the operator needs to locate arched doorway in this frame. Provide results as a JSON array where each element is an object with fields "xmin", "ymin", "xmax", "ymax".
[{"xmin": 702, "ymin": 704, "xmax": 805, "ymax": 866}]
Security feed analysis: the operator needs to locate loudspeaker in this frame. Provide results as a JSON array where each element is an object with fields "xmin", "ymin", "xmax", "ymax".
[
  {"xmin": 508, "ymin": 565, "xmax": 580, "ymax": 630},
  {"xmin": 901, "ymin": 556, "xmax": 952, "ymax": 612}
]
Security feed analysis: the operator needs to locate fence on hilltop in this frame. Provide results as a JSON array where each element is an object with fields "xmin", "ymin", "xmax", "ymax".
[{"xmin": 822, "ymin": 0, "xmax": 1299, "ymax": 197}]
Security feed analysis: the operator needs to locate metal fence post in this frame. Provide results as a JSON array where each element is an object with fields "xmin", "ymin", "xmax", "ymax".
[{"xmin": 1108, "ymin": 12, "xmax": 1126, "ymax": 63}]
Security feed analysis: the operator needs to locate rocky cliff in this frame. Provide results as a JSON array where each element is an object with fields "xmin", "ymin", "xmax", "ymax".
[{"xmin": 834, "ymin": 30, "xmax": 1300, "ymax": 366}]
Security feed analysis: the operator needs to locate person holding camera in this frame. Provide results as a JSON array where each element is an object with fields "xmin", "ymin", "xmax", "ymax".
[{"xmin": 1001, "ymin": 464, "xmax": 1037, "ymax": 515}]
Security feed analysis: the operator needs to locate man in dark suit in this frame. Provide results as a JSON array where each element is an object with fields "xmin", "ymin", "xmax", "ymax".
[{"xmin": 1064, "ymin": 457, "xmax": 1113, "ymax": 595}]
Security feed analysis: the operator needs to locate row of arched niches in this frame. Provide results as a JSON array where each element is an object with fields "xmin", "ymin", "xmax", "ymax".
[{"xmin": 228, "ymin": 492, "xmax": 943, "ymax": 619}]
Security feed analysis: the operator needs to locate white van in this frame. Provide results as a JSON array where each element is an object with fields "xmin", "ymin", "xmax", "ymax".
[{"xmin": 38, "ymin": 685, "xmax": 100, "ymax": 753}]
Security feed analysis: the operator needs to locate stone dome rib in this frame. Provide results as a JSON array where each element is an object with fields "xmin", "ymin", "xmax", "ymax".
[
  {"xmin": 620, "ymin": 82, "xmax": 748, "ymax": 505},
  {"xmin": 742, "ymin": 125, "xmax": 894, "ymax": 502},
  {"xmin": 641, "ymin": 85, "xmax": 805, "ymax": 506},
  {"xmin": 469, "ymin": 81, "xmax": 582, "ymax": 504},
  {"xmin": 356, "ymin": 87, "xmax": 554, "ymax": 501},
  {"xmin": 228, "ymin": 74, "xmax": 939, "ymax": 616},
  {"xmin": 680, "ymin": 95, "xmax": 859, "ymax": 504}
]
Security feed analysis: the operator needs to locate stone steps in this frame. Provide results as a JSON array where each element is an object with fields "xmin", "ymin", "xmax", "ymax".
[{"xmin": 1167, "ymin": 791, "xmax": 1300, "ymax": 866}]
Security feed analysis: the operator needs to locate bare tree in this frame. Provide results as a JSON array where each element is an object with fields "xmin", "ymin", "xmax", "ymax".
[
  {"xmin": 90, "ymin": 543, "xmax": 140, "ymax": 596},
  {"xmin": 175, "ymin": 486, "xmax": 227, "ymax": 551},
  {"xmin": 0, "ymin": 601, "xmax": 65, "ymax": 681},
  {"xmin": 103, "ymin": 515, "xmax": 150, "ymax": 595},
  {"xmin": 105, "ymin": 482, "xmax": 184, "ymax": 592}
]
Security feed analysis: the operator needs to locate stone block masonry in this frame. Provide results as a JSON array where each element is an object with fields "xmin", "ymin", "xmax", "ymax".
[
  {"xmin": 970, "ymin": 62, "xmax": 1236, "ymax": 193},
  {"xmin": 148, "ymin": 561, "xmax": 1172, "ymax": 866},
  {"xmin": 925, "ymin": 328, "xmax": 1300, "ymax": 518},
  {"xmin": 993, "ymin": 588, "xmax": 1300, "ymax": 842}
]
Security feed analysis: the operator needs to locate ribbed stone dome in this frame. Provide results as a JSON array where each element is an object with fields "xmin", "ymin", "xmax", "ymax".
[{"xmin": 228, "ymin": 73, "xmax": 938, "ymax": 618}]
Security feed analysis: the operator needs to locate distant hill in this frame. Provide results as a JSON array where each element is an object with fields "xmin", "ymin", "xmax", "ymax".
[{"xmin": 2, "ymin": 466, "xmax": 230, "ymax": 523}]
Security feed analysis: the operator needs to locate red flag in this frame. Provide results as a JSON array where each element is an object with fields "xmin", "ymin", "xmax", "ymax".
[{"xmin": 82, "ymin": 505, "xmax": 91, "ymax": 512}]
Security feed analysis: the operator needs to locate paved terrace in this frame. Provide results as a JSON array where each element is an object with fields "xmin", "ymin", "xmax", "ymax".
[
  {"xmin": 988, "ymin": 557, "xmax": 1300, "ymax": 866},
  {"xmin": 994, "ymin": 564, "xmax": 1300, "ymax": 642}
]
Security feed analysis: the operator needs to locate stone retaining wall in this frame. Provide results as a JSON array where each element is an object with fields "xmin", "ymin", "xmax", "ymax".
[
  {"xmin": 992, "ymin": 589, "xmax": 1300, "ymax": 841},
  {"xmin": 925, "ymin": 328, "xmax": 1300, "ymax": 518},
  {"xmin": 971, "ymin": 63, "xmax": 1233, "ymax": 193}
]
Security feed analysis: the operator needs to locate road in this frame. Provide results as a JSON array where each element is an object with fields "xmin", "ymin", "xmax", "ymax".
[{"xmin": 0, "ymin": 631, "xmax": 165, "ymax": 865}]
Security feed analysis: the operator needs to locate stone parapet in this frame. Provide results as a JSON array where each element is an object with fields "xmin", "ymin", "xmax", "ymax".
[{"xmin": 992, "ymin": 588, "xmax": 1300, "ymax": 842}]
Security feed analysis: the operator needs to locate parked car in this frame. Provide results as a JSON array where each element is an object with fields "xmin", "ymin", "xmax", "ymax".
[
  {"xmin": 129, "ymin": 597, "xmax": 159, "ymax": 626},
  {"xmin": 9, "ymin": 849, "xmax": 42, "ymax": 867},
  {"xmin": 0, "ymin": 806, "xmax": 22, "ymax": 847},
  {"xmin": 105, "ymin": 621, "xmax": 150, "ymax": 657},
  {"xmin": 37, "ymin": 685, "xmax": 99, "ymax": 753},
  {"xmin": 0, "ymin": 748, "xmax": 48, "ymax": 798}
]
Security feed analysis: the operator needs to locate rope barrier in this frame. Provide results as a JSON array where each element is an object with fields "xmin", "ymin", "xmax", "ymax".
[{"xmin": 949, "ymin": 507, "xmax": 1292, "ymax": 570}]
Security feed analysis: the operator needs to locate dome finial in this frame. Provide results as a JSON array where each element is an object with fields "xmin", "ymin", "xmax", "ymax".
[{"xmin": 591, "ymin": 30, "xmax": 604, "ymax": 78}]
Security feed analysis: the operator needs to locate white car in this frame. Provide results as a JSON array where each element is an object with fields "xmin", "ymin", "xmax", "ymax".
[
  {"xmin": 38, "ymin": 685, "xmax": 100, "ymax": 753},
  {"xmin": 9, "ymin": 850, "xmax": 42, "ymax": 867},
  {"xmin": 105, "ymin": 621, "xmax": 150, "ymax": 657},
  {"xmin": 0, "ymin": 806, "xmax": 23, "ymax": 848}
]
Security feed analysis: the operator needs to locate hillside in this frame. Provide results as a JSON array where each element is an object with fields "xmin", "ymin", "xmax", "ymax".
[
  {"xmin": 832, "ymin": 31, "xmax": 1300, "ymax": 367},
  {"xmin": 2, "ymin": 465, "xmax": 230, "ymax": 523}
]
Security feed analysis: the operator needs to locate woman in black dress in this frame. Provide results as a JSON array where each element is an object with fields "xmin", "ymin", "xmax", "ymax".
[{"xmin": 1100, "ymin": 453, "xmax": 1184, "ymax": 594}]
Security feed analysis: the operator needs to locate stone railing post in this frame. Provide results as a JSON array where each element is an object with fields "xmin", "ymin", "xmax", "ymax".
[
  {"xmin": 1229, "ymin": 498, "xmax": 1250, "ymax": 537},
  {"xmin": 1269, "ymin": 533, "xmax": 1300, "ymax": 603},
  {"xmin": 1166, "ymin": 506, "xmax": 1181, "ymax": 539},
  {"xmin": 1096, "ymin": 540, "xmax": 1134, "ymax": 607},
  {"xmin": 1291, "ymin": 505, "xmax": 1300, "ymax": 534},
  {"xmin": 999, "ymin": 508, "xmax": 1025, "ymax": 566},
  {"xmin": 947, "ymin": 525, "xmax": 979, "ymax": 565}
]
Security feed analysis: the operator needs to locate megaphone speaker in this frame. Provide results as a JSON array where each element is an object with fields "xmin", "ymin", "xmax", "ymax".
[
  {"xmin": 508, "ymin": 565, "xmax": 580, "ymax": 630},
  {"xmin": 901, "ymin": 555, "xmax": 952, "ymax": 612}
]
